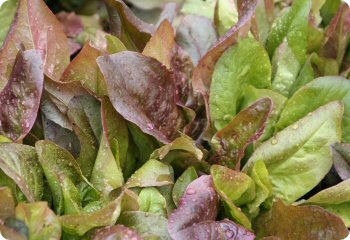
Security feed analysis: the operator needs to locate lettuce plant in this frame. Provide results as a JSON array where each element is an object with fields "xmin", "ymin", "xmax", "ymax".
[{"xmin": 0, "ymin": 0, "xmax": 350, "ymax": 239}]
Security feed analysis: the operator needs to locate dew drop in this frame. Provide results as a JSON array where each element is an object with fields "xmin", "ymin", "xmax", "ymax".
[
  {"xmin": 187, "ymin": 188, "xmax": 196, "ymax": 195},
  {"xmin": 225, "ymin": 229, "xmax": 234, "ymax": 238},
  {"xmin": 271, "ymin": 138, "xmax": 278, "ymax": 145}
]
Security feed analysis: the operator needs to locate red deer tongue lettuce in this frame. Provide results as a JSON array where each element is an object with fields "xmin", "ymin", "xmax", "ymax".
[
  {"xmin": 0, "ymin": 50, "xmax": 43, "ymax": 141},
  {"xmin": 168, "ymin": 175, "xmax": 255, "ymax": 240},
  {"xmin": 97, "ymin": 51, "xmax": 185, "ymax": 144},
  {"xmin": 0, "ymin": 0, "xmax": 69, "ymax": 89}
]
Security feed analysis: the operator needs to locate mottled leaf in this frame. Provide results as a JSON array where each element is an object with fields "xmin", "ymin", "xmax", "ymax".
[
  {"xmin": 15, "ymin": 202, "xmax": 61, "ymax": 240},
  {"xmin": 125, "ymin": 159, "xmax": 173, "ymax": 188},
  {"xmin": 168, "ymin": 175, "xmax": 254, "ymax": 240},
  {"xmin": 240, "ymin": 86, "xmax": 287, "ymax": 142},
  {"xmin": 97, "ymin": 51, "xmax": 184, "ymax": 144},
  {"xmin": 90, "ymin": 134, "xmax": 124, "ymax": 197},
  {"xmin": 244, "ymin": 101, "xmax": 342, "ymax": 203},
  {"xmin": 0, "ymin": 0, "xmax": 69, "ymax": 89},
  {"xmin": 0, "ymin": 50, "xmax": 43, "ymax": 141},
  {"xmin": 211, "ymin": 165, "xmax": 255, "ymax": 206},
  {"xmin": 0, "ymin": 143, "xmax": 43, "ymax": 202},
  {"xmin": 271, "ymin": 41, "xmax": 301, "ymax": 96},
  {"xmin": 266, "ymin": 0, "xmax": 311, "ymax": 64},
  {"xmin": 35, "ymin": 140, "xmax": 86, "ymax": 214},
  {"xmin": 60, "ymin": 42, "xmax": 107, "ymax": 97},
  {"xmin": 254, "ymin": 200, "xmax": 348, "ymax": 240},
  {"xmin": 92, "ymin": 225, "xmax": 141, "ymax": 240},
  {"xmin": 211, "ymin": 98, "xmax": 272, "ymax": 169},
  {"xmin": 209, "ymin": 38, "xmax": 271, "ymax": 130}
]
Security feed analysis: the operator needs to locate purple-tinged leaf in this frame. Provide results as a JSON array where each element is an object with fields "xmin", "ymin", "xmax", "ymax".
[
  {"xmin": 168, "ymin": 175, "xmax": 254, "ymax": 240},
  {"xmin": 60, "ymin": 37, "xmax": 126, "ymax": 97},
  {"xmin": 0, "ymin": 143, "xmax": 43, "ymax": 202},
  {"xmin": 320, "ymin": 3, "xmax": 350, "ymax": 65},
  {"xmin": 0, "ymin": 50, "xmax": 43, "ymax": 141},
  {"xmin": 56, "ymin": 12, "xmax": 83, "ymax": 38},
  {"xmin": 0, "ymin": 224, "xmax": 26, "ymax": 240},
  {"xmin": 104, "ymin": 0, "xmax": 155, "ymax": 51},
  {"xmin": 143, "ymin": 20, "xmax": 175, "ymax": 69},
  {"xmin": 211, "ymin": 165, "xmax": 255, "ymax": 206},
  {"xmin": 97, "ymin": 51, "xmax": 185, "ymax": 144},
  {"xmin": 254, "ymin": 199, "xmax": 349, "ymax": 240},
  {"xmin": 211, "ymin": 98, "xmax": 272, "ymax": 169},
  {"xmin": 157, "ymin": 2, "xmax": 178, "ymax": 26},
  {"xmin": 192, "ymin": 0, "xmax": 257, "ymax": 100},
  {"xmin": 41, "ymin": 116, "xmax": 80, "ymax": 159},
  {"xmin": 44, "ymin": 77, "xmax": 87, "ymax": 110},
  {"xmin": 176, "ymin": 15, "xmax": 218, "ymax": 65},
  {"xmin": 92, "ymin": 225, "xmax": 141, "ymax": 240},
  {"xmin": 0, "ymin": 0, "xmax": 69, "ymax": 89},
  {"xmin": 332, "ymin": 143, "xmax": 350, "ymax": 180},
  {"xmin": 60, "ymin": 42, "xmax": 107, "ymax": 97}
]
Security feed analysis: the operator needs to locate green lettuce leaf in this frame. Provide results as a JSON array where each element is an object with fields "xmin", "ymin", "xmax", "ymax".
[
  {"xmin": 0, "ymin": 143, "xmax": 43, "ymax": 202},
  {"xmin": 209, "ymin": 38, "xmax": 271, "ymax": 130},
  {"xmin": 244, "ymin": 101, "xmax": 342, "ymax": 203},
  {"xmin": 277, "ymin": 77, "xmax": 350, "ymax": 142}
]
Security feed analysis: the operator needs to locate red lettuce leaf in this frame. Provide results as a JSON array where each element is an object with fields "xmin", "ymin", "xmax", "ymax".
[
  {"xmin": 320, "ymin": 3, "xmax": 350, "ymax": 65},
  {"xmin": 192, "ymin": 0, "xmax": 257, "ymax": 100},
  {"xmin": 0, "ymin": 0, "xmax": 69, "ymax": 89},
  {"xmin": 97, "ymin": 51, "xmax": 185, "ymax": 144},
  {"xmin": 254, "ymin": 199, "xmax": 349, "ymax": 239},
  {"xmin": 211, "ymin": 98, "xmax": 272, "ymax": 169},
  {"xmin": 104, "ymin": 0, "xmax": 155, "ymax": 51},
  {"xmin": 0, "ymin": 50, "xmax": 43, "ymax": 141},
  {"xmin": 92, "ymin": 225, "xmax": 141, "ymax": 240},
  {"xmin": 168, "ymin": 175, "xmax": 255, "ymax": 240}
]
